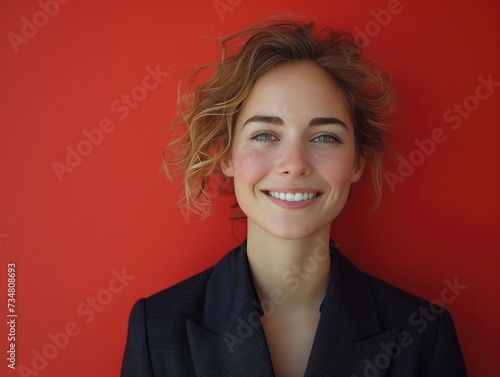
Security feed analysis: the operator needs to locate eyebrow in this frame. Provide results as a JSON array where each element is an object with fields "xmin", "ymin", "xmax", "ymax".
[{"xmin": 243, "ymin": 115, "xmax": 348, "ymax": 129}]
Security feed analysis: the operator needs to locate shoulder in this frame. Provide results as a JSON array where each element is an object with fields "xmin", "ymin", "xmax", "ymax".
[
  {"xmin": 124, "ymin": 265, "xmax": 216, "ymax": 369},
  {"xmin": 340, "ymin": 256, "xmax": 467, "ymax": 373},
  {"xmin": 141, "ymin": 265, "xmax": 215, "ymax": 322},
  {"xmin": 337, "ymin": 252, "xmax": 440, "ymax": 327},
  {"xmin": 335, "ymin": 251, "xmax": 461, "ymax": 343},
  {"xmin": 129, "ymin": 242, "xmax": 248, "ymax": 327},
  {"xmin": 366, "ymin": 273, "xmax": 433, "ymax": 324},
  {"xmin": 122, "ymin": 263, "xmax": 219, "ymax": 375}
]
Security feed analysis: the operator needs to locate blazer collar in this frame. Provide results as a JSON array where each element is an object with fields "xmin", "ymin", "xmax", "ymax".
[
  {"xmin": 186, "ymin": 240, "xmax": 398, "ymax": 376},
  {"xmin": 201, "ymin": 240, "xmax": 263, "ymax": 334}
]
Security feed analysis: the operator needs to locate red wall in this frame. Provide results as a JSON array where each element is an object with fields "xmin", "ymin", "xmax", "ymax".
[{"xmin": 1, "ymin": 0, "xmax": 498, "ymax": 376}]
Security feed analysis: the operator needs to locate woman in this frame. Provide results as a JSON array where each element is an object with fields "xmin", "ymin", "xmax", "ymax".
[{"xmin": 121, "ymin": 19, "xmax": 467, "ymax": 376}]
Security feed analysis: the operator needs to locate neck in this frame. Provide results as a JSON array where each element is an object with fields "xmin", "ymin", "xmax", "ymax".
[{"xmin": 246, "ymin": 221, "xmax": 332, "ymax": 317}]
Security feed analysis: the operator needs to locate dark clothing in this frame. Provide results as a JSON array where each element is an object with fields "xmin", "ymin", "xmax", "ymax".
[{"xmin": 121, "ymin": 240, "xmax": 467, "ymax": 376}]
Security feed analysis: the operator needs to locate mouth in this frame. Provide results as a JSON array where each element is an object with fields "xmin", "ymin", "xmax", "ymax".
[{"xmin": 264, "ymin": 190, "xmax": 321, "ymax": 202}]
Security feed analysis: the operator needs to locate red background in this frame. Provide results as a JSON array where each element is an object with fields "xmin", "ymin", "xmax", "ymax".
[{"xmin": 1, "ymin": 0, "xmax": 499, "ymax": 376}]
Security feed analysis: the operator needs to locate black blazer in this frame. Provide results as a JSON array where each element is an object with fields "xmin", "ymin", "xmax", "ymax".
[{"xmin": 121, "ymin": 241, "xmax": 467, "ymax": 376}]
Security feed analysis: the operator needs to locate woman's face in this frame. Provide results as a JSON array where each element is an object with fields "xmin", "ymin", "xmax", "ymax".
[{"xmin": 222, "ymin": 62, "xmax": 364, "ymax": 240}]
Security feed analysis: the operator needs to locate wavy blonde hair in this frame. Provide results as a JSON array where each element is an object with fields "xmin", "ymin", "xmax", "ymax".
[{"xmin": 163, "ymin": 18, "xmax": 394, "ymax": 218}]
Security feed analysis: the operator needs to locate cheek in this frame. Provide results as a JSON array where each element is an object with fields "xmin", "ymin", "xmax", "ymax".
[
  {"xmin": 231, "ymin": 149, "xmax": 271, "ymax": 213},
  {"xmin": 232, "ymin": 148, "xmax": 271, "ymax": 185},
  {"xmin": 314, "ymin": 153, "xmax": 356, "ymax": 187}
]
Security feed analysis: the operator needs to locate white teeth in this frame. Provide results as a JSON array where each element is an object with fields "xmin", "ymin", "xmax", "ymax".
[{"xmin": 268, "ymin": 191, "xmax": 318, "ymax": 202}]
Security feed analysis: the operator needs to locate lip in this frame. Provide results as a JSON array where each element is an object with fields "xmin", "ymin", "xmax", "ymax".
[
  {"xmin": 262, "ymin": 187, "xmax": 321, "ymax": 194},
  {"xmin": 261, "ymin": 188, "xmax": 322, "ymax": 209}
]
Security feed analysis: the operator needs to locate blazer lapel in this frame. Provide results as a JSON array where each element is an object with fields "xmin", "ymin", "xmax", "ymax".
[
  {"xmin": 304, "ymin": 312, "xmax": 398, "ymax": 376},
  {"xmin": 186, "ymin": 242, "xmax": 274, "ymax": 376},
  {"xmin": 186, "ymin": 240, "xmax": 399, "ymax": 377},
  {"xmin": 186, "ymin": 302, "xmax": 274, "ymax": 376},
  {"xmin": 304, "ymin": 241, "xmax": 399, "ymax": 377}
]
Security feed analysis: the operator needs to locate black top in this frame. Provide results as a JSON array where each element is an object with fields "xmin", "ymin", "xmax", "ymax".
[{"xmin": 121, "ymin": 240, "xmax": 467, "ymax": 376}]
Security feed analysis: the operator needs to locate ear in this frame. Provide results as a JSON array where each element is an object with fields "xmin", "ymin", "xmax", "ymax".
[
  {"xmin": 220, "ymin": 155, "xmax": 235, "ymax": 177},
  {"xmin": 350, "ymin": 154, "xmax": 365, "ymax": 183}
]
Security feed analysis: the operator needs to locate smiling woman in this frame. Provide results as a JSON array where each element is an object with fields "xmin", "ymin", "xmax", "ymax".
[
  {"xmin": 121, "ymin": 19, "xmax": 467, "ymax": 377},
  {"xmin": 221, "ymin": 62, "xmax": 362, "ymax": 241}
]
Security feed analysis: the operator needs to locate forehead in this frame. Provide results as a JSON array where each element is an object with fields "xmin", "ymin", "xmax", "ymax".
[{"xmin": 238, "ymin": 62, "xmax": 351, "ymax": 125}]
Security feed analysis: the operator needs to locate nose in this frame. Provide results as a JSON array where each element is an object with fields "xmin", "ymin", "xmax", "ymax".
[{"xmin": 277, "ymin": 139, "xmax": 312, "ymax": 177}]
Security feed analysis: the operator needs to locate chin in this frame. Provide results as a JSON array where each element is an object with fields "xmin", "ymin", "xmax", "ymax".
[{"xmin": 256, "ymin": 220, "xmax": 332, "ymax": 242}]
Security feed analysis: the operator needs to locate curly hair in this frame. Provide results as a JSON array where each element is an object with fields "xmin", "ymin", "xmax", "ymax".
[{"xmin": 163, "ymin": 18, "xmax": 394, "ymax": 217}]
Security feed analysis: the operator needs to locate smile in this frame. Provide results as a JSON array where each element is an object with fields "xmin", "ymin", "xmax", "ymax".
[{"xmin": 266, "ymin": 191, "xmax": 320, "ymax": 202}]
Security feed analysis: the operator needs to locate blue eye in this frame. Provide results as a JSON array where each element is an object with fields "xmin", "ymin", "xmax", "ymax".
[
  {"xmin": 312, "ymin": 134, "xmax": 342, "ymax": 143},
  {"xmin": 251, "ymin": 132, "xmax": 278, "ymax": 141}
]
